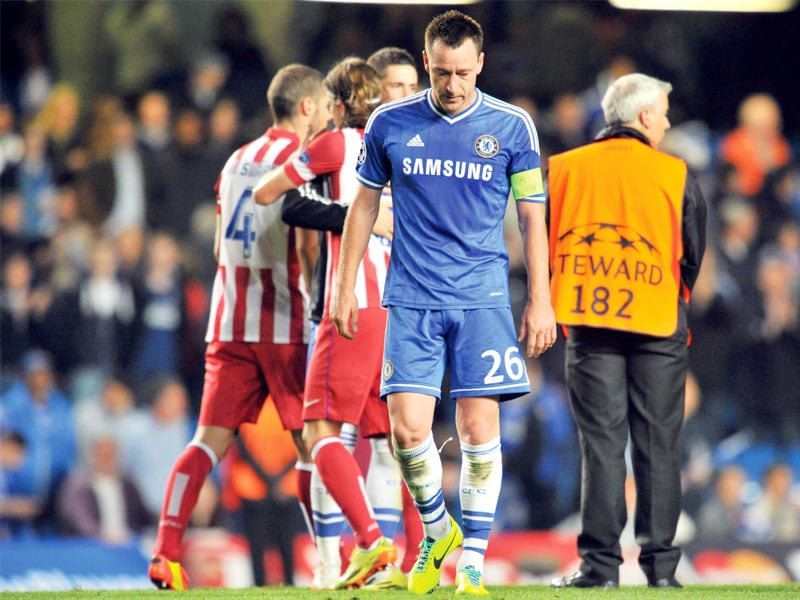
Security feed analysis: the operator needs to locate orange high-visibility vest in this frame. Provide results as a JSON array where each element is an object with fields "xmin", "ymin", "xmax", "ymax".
[
  {"xmin": 548, "ymin": 137, "xmax": 687, "ymax": 337},
  {"xmin": 221, "ymin": 397, "xmax": 297, "ymax": 509}
]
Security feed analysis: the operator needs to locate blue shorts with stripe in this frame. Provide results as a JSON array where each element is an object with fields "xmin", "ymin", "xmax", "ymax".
[{"xmin": 380, "ymin": 306, "xmax": 531, "ymax": 402}]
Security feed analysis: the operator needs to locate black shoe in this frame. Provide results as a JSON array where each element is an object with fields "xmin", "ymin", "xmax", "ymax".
[
  {"xmin": 648, "ymin": 577, "xmax": 682, "ymax": 588},
  {"xmin": 551, "ymin": 571, "xmax": 619, "ymax": 589}
]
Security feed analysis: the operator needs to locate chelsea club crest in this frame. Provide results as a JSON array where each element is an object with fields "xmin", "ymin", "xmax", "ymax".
[
  {"xmin": 474, "ymin": 134, "xmax": 499, "ymax": 158},
  {"xmin": 382, "ymin": 359, "xmax": 394, "ymax": 381}
]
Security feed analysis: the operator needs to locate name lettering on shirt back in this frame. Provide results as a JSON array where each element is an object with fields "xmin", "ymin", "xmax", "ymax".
[{"xmin": 234, "ymin": 161, "xmax": 271, "ymax": 178}]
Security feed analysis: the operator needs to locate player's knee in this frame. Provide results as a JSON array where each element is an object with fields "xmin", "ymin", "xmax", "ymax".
[
  {"xmin": 390, "ymin": 423, "xmax": 429, "ymax": 450},
  {"xmin": 195, "ymin": 426, "xmax": 234, "ymax": 462},
  {"xmin": 456, "ymin": 417, "xmax": 498, "ymax": 446},
  {"xmin": 302, "ymin": 419, "xmax": 340, "ymax": 452}
]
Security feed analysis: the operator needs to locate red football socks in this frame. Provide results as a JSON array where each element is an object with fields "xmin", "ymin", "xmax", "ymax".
[
  {"xmin": 152, "ymin": 444, "xmax": 213, "ymax": 561},
  {"xmin": 313, "ymin": 436, "xmax": 381, "ymax": 549}
]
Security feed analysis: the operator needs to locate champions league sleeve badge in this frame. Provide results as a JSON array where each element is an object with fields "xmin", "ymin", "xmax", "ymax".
[
  {"xmin": 358, "ymin": 140, "xmax": 367, "ymax": 164},
  {"xmin": 474, "ymin": 134, "xmax": 499, "ymax": 158}
]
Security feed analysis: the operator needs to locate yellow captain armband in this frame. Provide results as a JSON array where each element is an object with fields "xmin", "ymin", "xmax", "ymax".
[{"xmin": 510, "ymin": 168, "xmax": 544, "ymax": 200}]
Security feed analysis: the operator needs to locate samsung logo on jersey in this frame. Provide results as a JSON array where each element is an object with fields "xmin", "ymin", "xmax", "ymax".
[
  {"xmin": 402, "ymin": 158, "xmax": 493, "ymax": 181},
  {"xmin": 236, "ymin": 161, "xmax": 270, "ymax": 177}
]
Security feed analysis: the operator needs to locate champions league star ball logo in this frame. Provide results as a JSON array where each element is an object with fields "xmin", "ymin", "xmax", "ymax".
[
  {"xmin": 474, "ymin": 135, "xmax": 499, "ymax": 158},
  {"xmin": 558, "ymin": 222, "xmax": 660, "ymax": 256},
  {"xmin": 358, "ymin": 141, "xmax": 367, "ymax": 164}
]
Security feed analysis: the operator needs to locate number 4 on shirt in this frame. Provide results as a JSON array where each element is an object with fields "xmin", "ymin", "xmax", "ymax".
[{"xmin": 225, "ymin": 188, "xmax": 257, "ymax": 259}]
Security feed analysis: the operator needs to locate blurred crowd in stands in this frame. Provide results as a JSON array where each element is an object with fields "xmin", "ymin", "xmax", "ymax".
[{"xmin": 1, "ymin": 0, "xmax": 798, "ymax": 574}]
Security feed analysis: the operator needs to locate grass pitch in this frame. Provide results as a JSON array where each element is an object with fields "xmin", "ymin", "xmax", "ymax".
[{"xmin": 1, "ymin": 584, "xmax": 799, "ymax": 599}]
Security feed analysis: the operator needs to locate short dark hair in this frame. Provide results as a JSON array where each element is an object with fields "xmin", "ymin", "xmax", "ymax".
[
  {"xmin": 424, "ymin": 10, "xmax": 483, "ymax": 54},
  {"xmin": 367, "ymin": 47, "xmax": 417, "ymax": 79},
  {"xmin": 267, "ymin": 64, "xmax": 324, "ymax": 123}
]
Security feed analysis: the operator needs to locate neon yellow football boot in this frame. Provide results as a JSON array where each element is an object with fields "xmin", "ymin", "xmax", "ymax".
[
  {"xmin": 408, "ymin": 515, "xmax": 464, "ymax": 594},
  {"xmin": 149, "ymin": 554, "xmax": 189, "ymax": 591},
  {"xmin": 362, "ymin": 563, "xmax": 409, "ymax": 589},
  {"xmin": 335, "ymin": 536, "xmax": 398, "ymax": 589},
  {"xmin": 455, "ymin": 565, "xmax": 489, "ymax": 595}
]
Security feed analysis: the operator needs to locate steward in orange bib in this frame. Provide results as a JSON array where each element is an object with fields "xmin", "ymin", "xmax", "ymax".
[{"xmin": 548, "ymin": 73, "xmax": 706, "ymax": 591}]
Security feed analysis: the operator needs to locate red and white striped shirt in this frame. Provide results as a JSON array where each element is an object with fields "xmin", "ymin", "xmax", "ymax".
[
  {"xmin": 284, "ymin": 127, "xmax": 390, "ymax": 313},
  {"xmin": 205, "ymin": 128, "xmax": 308, "ymax": 344}
]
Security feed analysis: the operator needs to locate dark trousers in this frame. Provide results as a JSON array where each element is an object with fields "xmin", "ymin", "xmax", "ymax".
[
  {"xmin": 565, "ymin": 318, "xmax": 687, "ymax": 583},
  {"xmin": 239, "ymin": 496, "xmax": 302, "ymax": 586}
]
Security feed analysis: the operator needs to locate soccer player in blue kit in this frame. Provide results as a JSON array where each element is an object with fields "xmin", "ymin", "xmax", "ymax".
[{"xmin": 330, "ymin": 10, "xmax": 557, "ymax": 596}]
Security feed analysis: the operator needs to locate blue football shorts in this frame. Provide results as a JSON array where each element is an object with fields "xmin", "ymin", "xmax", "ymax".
[{"xmin": 381, "ymin": 306, "xmax": 531, "ymax": 402}]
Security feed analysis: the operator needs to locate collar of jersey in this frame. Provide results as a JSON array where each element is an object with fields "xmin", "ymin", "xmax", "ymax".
[
  {"xmin": 265, "ymin": 127, "xmax": 300, "ymax": 144},
  {"xmin": 427, "ymin": 88, "xmax": 483, "ymax": 124}
]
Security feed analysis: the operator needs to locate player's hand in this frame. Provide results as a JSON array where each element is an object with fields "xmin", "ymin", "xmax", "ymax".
[
  {"xmin": 330, "ymin": 285, "xmax": 359, "ymax": 339},
  {"xmin": 518, "ymin": 299, "xmax": 557, "ymax": 358}
]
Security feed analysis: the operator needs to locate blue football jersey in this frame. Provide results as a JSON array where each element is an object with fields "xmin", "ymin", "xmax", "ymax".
[{"xmin": 357, "ymin": 88, "xmax": 545, "ymax": 309}]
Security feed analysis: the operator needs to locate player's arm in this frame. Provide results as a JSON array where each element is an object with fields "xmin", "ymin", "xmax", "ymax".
[
  {"xmin": 372, "ymin": 199, "xmax": 393, "ymax": 241},
  {"xmin": 330, "ymin": 183, "xmax": 382, "ymax": 339},
  {"xmin": 295, "ymin": 227, "xmax": 319, "ymax": 292},
  {"xmin": 516, "ymin": 199, "xmax": 557, "ymax": 357},
  {"xmin": 282, "ymin": 183, "xmax": 348, "ymax": 232},
  {"xmin": 253, "ymin": 166, "xmax": 295, "ymax": 205},
  {"xmin": 282, "ymin": 182, "xmax": 393, "ymax": 240}
]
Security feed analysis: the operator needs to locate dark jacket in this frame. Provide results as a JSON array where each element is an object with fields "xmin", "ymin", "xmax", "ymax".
[{"xmin": 56, "ymin": 470, "xmax": 154, "ymax": 539}]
